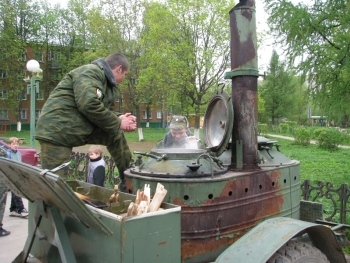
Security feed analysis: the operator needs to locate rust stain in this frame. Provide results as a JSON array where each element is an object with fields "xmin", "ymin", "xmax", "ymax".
[
  {"xmin": 158, "ymin": 241, "xmax": 167, "ymax": 246},
  {"xmin": 173, "ymin": 197, "xmax": 185, "ymax": 206},
  {"xmin": 181, "ymin": 230, "xmax": 248, "ymax": 261},
  {"xmin": 178, "ymin": 170, "xmax": 285, "ymax": 261}
]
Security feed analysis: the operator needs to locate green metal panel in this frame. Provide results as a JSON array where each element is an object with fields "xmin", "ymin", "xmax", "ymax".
[
  {"xmin": 215, "ymin": 217, "xmax": 346, "ymax": 263},
  {"xmin": 0, "ymin": 158, "xmax": 181, "ymax": 263},
  {"xmin": 29, "ymin": 199, "xmax": 181, "ymax": 263}
]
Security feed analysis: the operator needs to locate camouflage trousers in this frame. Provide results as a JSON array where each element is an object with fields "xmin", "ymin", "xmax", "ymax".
[
  {"xmin": 0, "ymin": 180, "xmax": 8, "ymax": 227},
  {"xmin": 38, "ymin": 127, "xmax": 132, "ymax": 178}
]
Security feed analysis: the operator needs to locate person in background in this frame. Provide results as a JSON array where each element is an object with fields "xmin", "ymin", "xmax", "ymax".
[
  {"xmin": 156, "ymin": 115, "xmax": 198, "ymax": 149},
  {"xmin": 6, "ymin": 137, "xmax": 28, "ymax": 218},
  {"xmin": 35, "ymin": 53, "xmax": 137, "ymax": 192},
  {"xmin": 87, "ymin": 145, "xmax": 106, "ymax": 187},
  {"xmin": 0, "ymin": 180, "xmax": 10, "ymax": 237}
]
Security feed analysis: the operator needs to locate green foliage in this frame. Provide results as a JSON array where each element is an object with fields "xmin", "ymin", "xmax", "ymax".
[
  {"xmin": 315, "ymin": 128, "xmax": 343, "ymax": 150},
  {"xmin": 271, "ymin": 137, "xmax": 350, "ymax": 184},
  {"xmin": 259, "ymin": 51, "xmax": 301, "ymax": 125},
  {"xmin": 293, "ymin": 127, "xmax": 310, "ymax": 146},
  {"xmin": 264, "ymin": 0, "xmax": 350, "ymax": 127},
  {"xmin": 312, "ymin": 128, "xmax": 327, "ymax": 139},
  {"xmin": 278, "ymin": 123, "xmax": 290, "ymax": 134},
  {"xmin": 258, "ymin": 123, "xmax": 268, "ymax": 136},
  {"xmin": 138, "ymin": 0, "xmax": 234, "ymax": 126}
]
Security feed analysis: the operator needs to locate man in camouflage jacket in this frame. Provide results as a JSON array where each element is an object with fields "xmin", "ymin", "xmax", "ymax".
[{"xmin": 35, "ymin": 53, "xmax": 136, "ymax": 191}]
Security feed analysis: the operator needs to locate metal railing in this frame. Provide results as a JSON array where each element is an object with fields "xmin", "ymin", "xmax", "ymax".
[
  {"xmin": 67, "ymin": 152, "xmax": 350, "ymax": 224},
  {"xmin": 301, "ymin": 180, "xmax": 350, "ymax": 224}
]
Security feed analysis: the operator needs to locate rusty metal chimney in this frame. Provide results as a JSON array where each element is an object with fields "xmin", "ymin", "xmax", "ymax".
[{"xmin": 225, "ymin": 0, "xmax": 259, "ymax": 170}]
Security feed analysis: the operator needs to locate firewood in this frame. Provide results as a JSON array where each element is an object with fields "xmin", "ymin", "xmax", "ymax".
[
  {"xmin": 144, "ymin": 184, "xmax": 151, "ymax": 205},
  {"xmin": 127, "ymin": 202, "xmax": 138, "ymax": 216},
  {"xmin": 136, "ymin": 200, "xmax": 148, "ymax": 215},
  {"xmin": 135, "ymin": 189, "xmax": 141, "ymax": 204},
  {"xmin": 109, "ymin": 185, "xmax": 119, "ymax": 204},
  {"xmin": 148, "ymin": 183, "xmax": 167, "ymax": 212}
]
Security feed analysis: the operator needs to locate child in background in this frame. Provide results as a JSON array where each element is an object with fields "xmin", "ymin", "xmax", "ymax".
[
  {"xmin": 6, "ymin": 137, "xmax": 28, "ymax": 218},
  {"xmin": 87, "ymin": 145, "xmax": 106, "ymax": 187}
]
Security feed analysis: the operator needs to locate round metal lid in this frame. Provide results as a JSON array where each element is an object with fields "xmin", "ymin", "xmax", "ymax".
[{"xmin": 203, "ymin": 90, "xmax": 233, "ymax": 157}]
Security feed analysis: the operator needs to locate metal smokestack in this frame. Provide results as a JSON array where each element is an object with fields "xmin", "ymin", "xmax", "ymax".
[{"xmin": 225, "ymin": 0, "xmax": 259, "ymax": 170}]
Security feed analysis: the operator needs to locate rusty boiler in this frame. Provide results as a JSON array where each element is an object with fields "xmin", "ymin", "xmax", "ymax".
[{"xmin": 124, "ymin": 1, "xmax": 301, "ymax": 262}]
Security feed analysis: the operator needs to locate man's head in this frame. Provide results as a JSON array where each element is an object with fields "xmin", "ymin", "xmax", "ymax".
[
  {"xmin": 106, "ymin": 53, "xmax": 129, "ymax": 84},
  {"xmin": 169, "ymin": 116, "xmax": 189, "ymax": 142},
  {"xmin": 88, "ymin": 145, "xmax": 103, "ymax": 160},
  {"xmin": 8, "ymin": 137, "xmax": 19, "ymax": 151}
]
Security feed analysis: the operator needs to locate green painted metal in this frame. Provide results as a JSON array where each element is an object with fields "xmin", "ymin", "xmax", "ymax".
[
  {"xmin": 224, "ymin": 69, "xmax": 260, "ymax": 78},
  {"xmin": 25, "ymin": 76, "xmax": 41, "ymax": 148},
  {"xmin": 0, "ymin": 158, "xmax": 181, "ymax": 263},
  {"xmin": 215, "ymin": 217, "xmax": 347, "ymax": 263}
]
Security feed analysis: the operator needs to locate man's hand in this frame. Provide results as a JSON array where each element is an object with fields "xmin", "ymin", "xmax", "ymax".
[{"xmin": 119, "ymin": 113, "xmax": 137, "ymax": 132}]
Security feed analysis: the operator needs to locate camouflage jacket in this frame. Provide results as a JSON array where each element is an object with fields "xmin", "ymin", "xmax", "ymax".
[{"xmin": 35, "ymin": 59, "xmax": 121, "ymax": 147}]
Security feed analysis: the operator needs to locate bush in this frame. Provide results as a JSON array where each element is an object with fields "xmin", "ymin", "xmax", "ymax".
[
  {"xmin": 294, "ymin": 127, "xmax": 311, "ymax": 146},
  {"xmin": 279, "ymin": 123, "xmax": 290, "ymax": 134},
  {"xmin": 316, "ymin": 128, "xmax": 343, "ymax": 150},
  {"xmin": 313, "ymin": 128, "xmax": 327, "ymax": 139},
  {"xmin": 258, "ymin": 123, "xmax": 268, "ymax": 135}
]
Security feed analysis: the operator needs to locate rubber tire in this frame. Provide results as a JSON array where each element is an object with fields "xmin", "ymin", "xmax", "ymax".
[{"xmin": 267, "ymin": 240, "xmax": 330, "ymax": 263}]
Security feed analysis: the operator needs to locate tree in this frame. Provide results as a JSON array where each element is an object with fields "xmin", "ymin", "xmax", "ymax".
[
  {"xmin": 264, "ymin": 0, "xmax": 350, "ymax": 127},
  {"xmin": 138, "ymin": 0, "xmax": 234, "ymax": 129},
  {"xmin": 0, "ymin": 0, "xmax": 41, "ymax": 121},
  {"xmin": 259, "ymin": 50, "xmax": 298, "ymax": 124}
]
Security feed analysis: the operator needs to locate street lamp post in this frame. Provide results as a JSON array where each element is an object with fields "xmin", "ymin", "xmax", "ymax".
[{"xmin": 24, "ymin": 60, "xmax": 42, "ymax": 148}]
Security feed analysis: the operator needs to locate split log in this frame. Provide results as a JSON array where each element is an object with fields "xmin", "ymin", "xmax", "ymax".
[{"xmin": 148, "ymin": 183, "xmax": 167, "ymax": 212}]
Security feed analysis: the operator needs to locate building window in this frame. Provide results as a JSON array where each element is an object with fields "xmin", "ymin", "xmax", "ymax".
[
  {"xmin": 157, "ymin": 111, "xmax": 162, "ymax": 119},
  {"xmin": 35, "ymin": 110, "xmax": 41, "ymax": 119},
  {"xmin": 20, "ymin": 110, "xmax": 27, "ymax": 120},
  {"xmin": 34, "ymin": 51, "xmax": 43, "ymax": 62},
  {"xmin": 0, "ymin": 89, "xmax": 8, "ymax": 99},
  {"xmin": 18, "ymin": 91, "xmax": 27, "ymax": 100},
  {"xmin": 0, "ymin": 109, "xmax": 8, "ymax": 120},
  {"xmin": 142, "ymin": 111, "xmax": 152, "ymax": 119},
  {"xmin": 0, "ymin": 70, "xmax": 7, "ymax": 79},
  {"xmin": 49, "ymin": 50, "xmax": 61, "ymax": 61},
  {"xmin": 36, "ymin": 90, "xmax": 44, "ymax": 100}
]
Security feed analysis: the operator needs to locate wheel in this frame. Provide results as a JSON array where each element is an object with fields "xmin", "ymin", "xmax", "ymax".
[{"xmin": 267, "ymin": 240, "xmax": 330, "ymax": 263}]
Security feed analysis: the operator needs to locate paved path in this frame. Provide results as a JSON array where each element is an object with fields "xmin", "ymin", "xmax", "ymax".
[{"xmin": 0, "ymin": 193, "xmax": 28, "ymax": 263}]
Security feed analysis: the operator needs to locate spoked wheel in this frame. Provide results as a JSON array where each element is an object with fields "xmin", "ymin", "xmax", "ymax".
[{"xmin": 267, "ymin": 240, "xmax": 330, "ymax": 263}]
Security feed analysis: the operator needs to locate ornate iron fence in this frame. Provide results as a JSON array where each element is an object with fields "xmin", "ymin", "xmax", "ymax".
[
  {"xmin": 301, "ymin": 180, "xmax": 350, "ymax": 224},
  {"xmin": 67, "ymin": 152, "xmax": 350, "ymax": 224}
]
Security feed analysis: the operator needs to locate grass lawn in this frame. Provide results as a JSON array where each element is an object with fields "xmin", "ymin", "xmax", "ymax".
[
  {"xmin": 3, "ymin": 128, "xmax": 350, "ymax": 186},
  {"xmin": 265, "ymin": 136, "xmax": 350, "ymax": 186}
]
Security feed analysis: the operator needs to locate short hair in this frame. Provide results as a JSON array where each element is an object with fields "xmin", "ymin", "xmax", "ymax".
[
  {"xmin": 8, "ymin": 137, "xmax": 19, "ymax": 144},
  {"xmin": 88, "ymin": 145, "xmax": 103, "ymax": 155},
  {"xmin": 105, "ymin": 53, "xmax": 129, "ymax": 72}
]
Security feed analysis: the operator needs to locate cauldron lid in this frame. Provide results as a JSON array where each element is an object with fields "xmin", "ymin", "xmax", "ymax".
[
  {"xmin": 151, "ymin": 148, "xmax": 206, "ymax": 154},
  {"xmin": 203, "ymin": 90, "xmax": 233, "ymax": 157}
]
